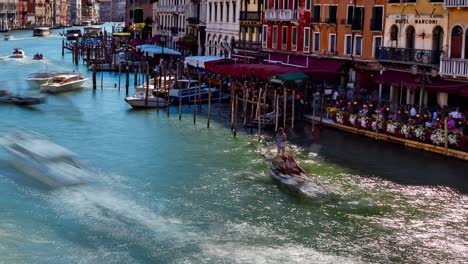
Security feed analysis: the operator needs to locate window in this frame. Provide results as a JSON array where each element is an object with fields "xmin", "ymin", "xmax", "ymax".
[
  {"xmin": 226, "ymin": 4, "xmax": 230, "ymax": 22},
  {"xmin": 292, "ymin": 27, "xmax": 297, "ymax": 51},
  {"xmin": 214, "ymin": 4, "xmax": 217, "ymax": 22},
  {"xmin": 314, "ymin": 32, "xmax": 320, "ymax": 52},
  {"xmin": 344, "ymin": 35, "xmax": 352, "ymax": 55},
  {"xmin": 209, "ymin": 4, "xmax": 212, "ymax": 22},
  {"xmin": 220, "ymin": 4, "xmax": 223, "ymax": 22},
  {"xmin": 329, "ymin": 34, "xmax": 336, "ymax": 53},
  {"xmin": 352, "ymin": 7, "xmax": 364, "ymax": 30},
  {"xmin": 328, "ymin": 5, "xmax": 337, "ymax": 24},
  {"xmin": 304, "ymin": 27, "xmax": 310, "ymax": 52},
  {"xmin": 347, "ymin": 6, "xmax": 353, "ymax": 25},
  {"xmin": 313, "ymin": 5, "xmax": 321, "ymax": 23},
  {"xmin": 233, "ymin": 2, "xmax": 236, "ymax": 22},
  {"xmin": 263, "ymin": 25, "xmax": 268, "ymax": 48},
  {"xmin": 273, "ymin": 26, "xmax": 278, "ymax": 49},
  {"xmin": 306, "ymin": 0, "xmax": 311, "ymax": 10},
  {"xmin": 373, "ymin": 36, "xmax": 382, "ymax": 58},
  {"xmin": 282, "ymin": 27, "xmax": 288, "ymax": 50},
  {"xmin": 371, "ymin": 6, "xmax": 383, "ymax": 31},
  {"xmin": 274, "ymin": 0, "xmax": 279, "ymax": 9},
  {"xmin": 129, "ymin": 10, "xmax": 133, "ymax": 19},
  {"xmin": 284, "ymin": 0, "xmax": 289, "ymax": 9},
  {"xmin": 293, "ymin": 0, "xmax": 298, "ymax": 9},
  {"xmin": 264, "ymin": 0, "xmax": 269, "ymax": 9},
  {"xmin": 355, "ymin": 36, "xmax": 362, "ymax": 56}
]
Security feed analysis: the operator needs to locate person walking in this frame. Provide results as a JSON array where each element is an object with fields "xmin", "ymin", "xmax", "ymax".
[{"xmin": 276, "ymin": 127, "xmax": 287, "ymax": 156}]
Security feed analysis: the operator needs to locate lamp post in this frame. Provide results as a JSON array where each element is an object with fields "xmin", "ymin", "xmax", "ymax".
[{"xmin": 412, "ymin": 54, "xmax": 438, "ymax": 113}]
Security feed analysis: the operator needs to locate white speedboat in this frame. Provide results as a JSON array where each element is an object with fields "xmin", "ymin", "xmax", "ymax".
[
  {"xmin": 33, "ymin": 27, "xmax": 52, "ymax": 37},
  {"xmin": 10, "ymin": 48, "xmax": 25, "ymax": 58},
  {"xmin": 125, "ymin": 87, "xmax": 168, "ymax": 108},
  {"xmin": 26, "ymin": 71, "xmax": 72, "ymax": 87},
  {"xmin": 4, "ymin": 34, "xmax": 11, "ymax": 40},
  {"xmin": 40, "ymin": 73, "xmax": 88, "ymax": 93},
  {"xmin": 0, "ymin": 131, "xmax": 94, "ymax": 188},
  {"xmin": 168, "ymin": 79, "xmax": 219, "ymax": 104}
]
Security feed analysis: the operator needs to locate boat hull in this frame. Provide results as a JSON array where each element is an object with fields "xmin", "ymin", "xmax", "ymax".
[
  {"xmin": 169, "ymin": 90, "xmax": 227, "ymax": 104},
  {"xmin": 125, "ymin": 97, "xmax": 168, "ymax": 108},
  {"xmin": 40, "ymin": 79, "xmax": 87, "ymax": 93}
]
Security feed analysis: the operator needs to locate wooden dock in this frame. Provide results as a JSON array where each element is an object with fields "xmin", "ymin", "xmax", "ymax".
[{"xmin": 304, "ymin": 115, "xmax": 468, "ymax": 161}]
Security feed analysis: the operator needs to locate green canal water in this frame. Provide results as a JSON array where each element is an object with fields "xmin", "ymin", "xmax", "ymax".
[{"xmin": 0, "ymin": 25, "xmax": 467, "ymax": 263}]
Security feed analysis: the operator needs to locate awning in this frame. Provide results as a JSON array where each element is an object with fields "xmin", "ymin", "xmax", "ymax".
[
  {"xmin": 136, "ymin": 44, "xmax": 181, "ymax": 56},
  {"xmin": 184, "ymin": 56, "xmax": 224, "ymax": 69},
  {"xmin": 306, "ymin": 58, "xmax": 346, "ymax": 73},
  {"xmin": 269, "ymin": 72, "xmax": 310, "ymax": 84},
  {"xmin": 375, "ymin": 70, "xmax": 468, "ymax": 94}
]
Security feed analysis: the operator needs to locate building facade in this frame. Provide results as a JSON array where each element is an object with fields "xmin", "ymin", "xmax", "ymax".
[
  {"xmin": 234, "ymin": 0, "xmax": 262, "ymax": 57},
  {"xmin": 154, "ymin": 0, "xmax": 186, "ymax": 49},
  {"xmin": 126, "ymin": 0, "xmax": 153, "ymax": 26},
  {"xmin": 205, "ymin": 0, "xmax": 240, "ymax": 57},
  {"xmin": 70, "ymin": 0, "xmax": 82, "ymax": 25},
  {"xmin": 0, "ymin": 0, "xmax": 18, "ymax": 30},
  {"xmin": 99, "ymin": 0, "xmax": 112, "ymax": 22}
]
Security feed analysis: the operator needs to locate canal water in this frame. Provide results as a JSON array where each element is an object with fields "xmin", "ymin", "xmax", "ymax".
[{"xmin": 0, "ymin": 25, "xmax": 467, "ymax": 264}]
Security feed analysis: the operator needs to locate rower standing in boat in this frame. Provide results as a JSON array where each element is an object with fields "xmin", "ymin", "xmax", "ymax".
[{"xmin": 276, "ymin": 127, "xmax": 287, "ymax": 156}]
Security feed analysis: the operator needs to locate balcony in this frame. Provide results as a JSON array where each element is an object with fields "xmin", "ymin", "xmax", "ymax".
[
  {"xmin": 187, "ymin": 17, "xmax": 199, "ymax": 25},
  {"xmin": 440, "ymin": 58, "xmax": 468, "ymax": 77},
  {"xmin": 375, "ymin": 47, "xmax": 442, "ymax": 65},
  {"xmin": 265, "ymin": 9, "xmax": 298, "ymax": 22},
  {"xmin": 444, "ymin": 0, "xmax": 468, "ymax": 7},
  {"xmin": 235, "ymin": 40, "xmax": 261, "ymax": 51},
  {"xmin": 239, "ymin": 11, "xmax": 261, "ymax": 21}
]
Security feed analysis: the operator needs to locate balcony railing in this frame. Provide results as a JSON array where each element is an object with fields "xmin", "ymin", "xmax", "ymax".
[
  {"xmin": 234, "ymin": 40, "xmax": 261, "ymax": 51},
  {"xmin": 444, "ymin": 0, "xmax": 468, "ymax": 7},
  {"xmin": 265, "ymin": 9, "xmax": 298, "ymax": 22},
  {"xmin": 375, "ymin": 47, "xmax": 442, "ymax": 65},
  {"xmin": 239, "ymin": 11, "xmax": 261, "ymax": 21},
  {"xmin": 440, "ymin": 58, "xmax": 468, "ymax": 77}
]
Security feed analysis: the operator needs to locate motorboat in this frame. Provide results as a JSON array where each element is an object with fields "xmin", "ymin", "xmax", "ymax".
[
  {"xmin": 26, "ymin": 71, "xmax": 73, "ymax": 87},
  {"xmin": 33, "ymin": 53, "xmax": 44, "ymax": 60},
  {"xmin": 40, "ymin": 73, "xmax": 88, "ymax": 93},
  {"xmin": 264, "ymin": 152, "xmax": 330, "ymax": 198},
  {"xmin": 168, "ymin": 79, "xmax": 220, "ymax": 104},
  {"xmin": 125, "ymin": 87, "xmax": 168, "ymax": 108},
  {"xmin": 10, "ymin": 48, "xmax": 25, "ymax": 58},
  {"xmin": 0, "ymin": 90, "xmax": 46, "ymax": 106},
  {"xmin": 141, "ymin": 75, "xmax": 175, "ymax": 97},
  {"xmin": 33, "ymin": 27, "xmax": 52, "ymax": 37},
  {"xmin": 0, "ymin": 131, "xmax": 94, "ymax": 188},
  {"xmin": 4, "ymin": 34, "xmax": 11, "ymax": 40}
]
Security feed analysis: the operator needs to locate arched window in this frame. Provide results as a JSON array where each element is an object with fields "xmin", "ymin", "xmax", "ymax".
[
  {"xmin": 390, "ymin": 24, "xmax": 398, "ymax": 42},
  {"xmin": 432, "ymin": 26, "xmax": 444, "ymax": 52},
  {"xmin": 450, "ymin": 26, "xmax": 463, "ymax": 58},
  {"xmin": 405, "ymin": 26, "xmax": 415, "ymax": 49}
]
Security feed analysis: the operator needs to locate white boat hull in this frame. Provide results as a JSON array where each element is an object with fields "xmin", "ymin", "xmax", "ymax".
[
  {"xmin": 40, "ymin": 79, "xmax": 87, "ymax": 93},
  {"xmin": 10, "ymin": 54, "xmax": 24, "ymax": 59},
  {"xmin": 125, "ymin": 96, "xmax": 168, "ymax": 108}
]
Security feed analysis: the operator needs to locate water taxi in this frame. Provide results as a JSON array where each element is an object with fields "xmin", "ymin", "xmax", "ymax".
[
  {"xmin": 125, "ymin": 87, "xmax": 169, "ymax": 108},
  {"xmin": 168, "ymin": 79, "xmax": 220, "ymax": 104},
  {"xmin": 33, "ymin": 27, "xmax": 52, "ymax": 37},
  {"xmin": 10, "ymin": 48, "xmax": 25, "ymax": 58}
]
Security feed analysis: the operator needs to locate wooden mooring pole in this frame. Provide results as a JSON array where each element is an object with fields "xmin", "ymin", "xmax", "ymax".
[
  {"xmin": 92, "ymin": 64, "xmax": 97, "ymax": 89},
  {"xmin": 207, "ymin": 78, "xmax": 212, "ymax": 128},
  {"xmin": 257, "ymin": 88, "xmax": 263, "ymax": 142},
  {"xmin": 125, "ymin": 62, "xmax": 129, "ymax": 95}
]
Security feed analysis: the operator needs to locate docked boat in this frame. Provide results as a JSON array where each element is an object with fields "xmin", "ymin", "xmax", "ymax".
[
  {"xmin": 65, "ymin": 29, "xmax": 82, "ymax": 41},
  {"xmin": 0, "ymin": 131, "xmax": 94, "ymax": 188},
  {"xmin": 4, "ymin": 34, "xmax": 11, "ymax": 40},
  {"xmin": 0, "ymin": 90, "xmax": 46, "ymax": 106},
  {"xmin": 33, "ymin": 27, "xmax": 52, "ymax": 37},
  {"xmin": 265, "ymin": 153, "xmax": 330, "ymax": 198},
  {"xmin": 40, "ymin": 73, "xmax": 88, "ymax": 93},
  {"xmin": 125, "ymin": 87, "xmax": 168, "ymax": 108},
  {"xmin": 10, "ymin": 48, "xmax": 25, "ymax": 58},
  {"xmin": 168, "ymin": 79, "xmax": 220, "ymax": 104}
]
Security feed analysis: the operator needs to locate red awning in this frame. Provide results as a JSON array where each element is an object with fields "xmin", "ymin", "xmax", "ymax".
[
  {"xmin": 306, "ymin": 58, "xmax": 346, "ymax": 73},
  {"xmin": 459, "ymin": 88, "xmax": 468, "ymax": 98},
  {"xmin": 375, "ymin": 70, "xmax": 468, "ymax": 94},
  {"xmin": 206, "ymin": 62, "xmax": 303, "ymax": 80}
]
